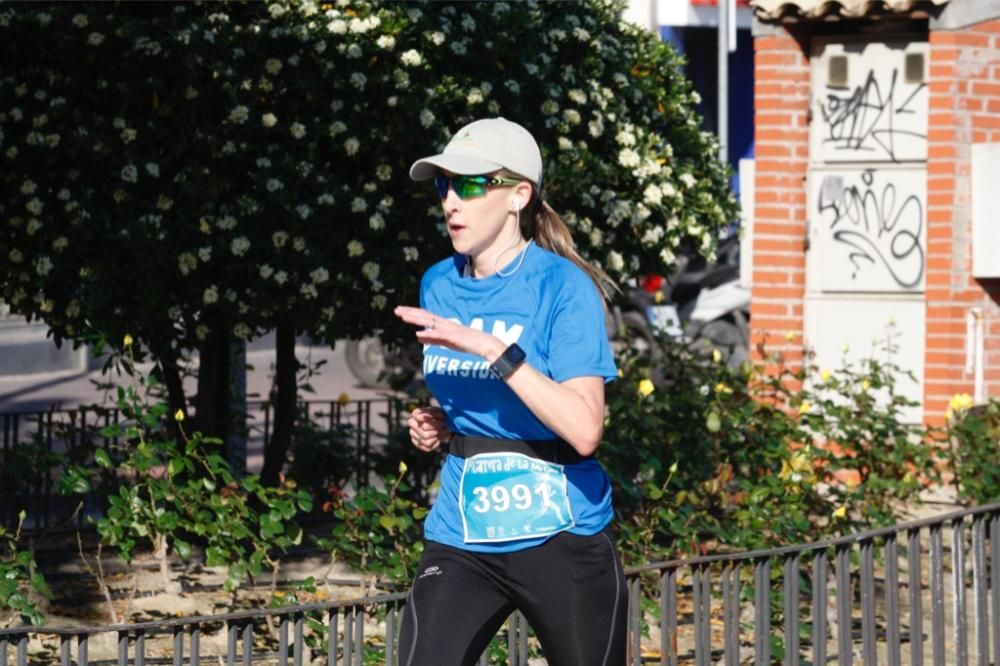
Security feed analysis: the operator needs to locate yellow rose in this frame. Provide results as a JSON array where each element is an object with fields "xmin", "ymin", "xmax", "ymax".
[
  {"xmin": 637, "ymin": 379, "xmax": 655, "ymax": 397},
  {"xmin": 820, "ymin": 369, "xmax": 831, "ymax": 382},
  {"xmin": 337, "ymin": 392, "xmax": 350, "ymax": 405},
  {"xmin": 398, "ymin": 461, "xmax": 408, "ymax": 476},
  {"xmin": 832, "ymin": 506, "xmax": 847, "ymax": 519},
  {"xmin": 714, "ymin": 382, "xmax": 732, "ymax": 395},
  {"xmin": 785, "ymin": 330, "xmax": 796, "ymax": 342},
  {"xmin": 174, "ymin": 409, "xmax": 185, "ymax": 422},
  {"xmin": 949, "ymin": 393, "xmax": 974, "ymax": 413},
  {"xmin": 712, "ymin": 349, "xmax": 722, "ymax": 364},
  {"xmin": 123, "ymin": 334, "xmax": 134, "ymax": 348},
  {"xmin": 799, "ymin": 401, "xmax": 811, "ymax": 414}
]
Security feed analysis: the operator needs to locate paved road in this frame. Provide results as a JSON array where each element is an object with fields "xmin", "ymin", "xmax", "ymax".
[{"xmin": 0, "ymin": 340, "xmax": 389, "ymax": 413}]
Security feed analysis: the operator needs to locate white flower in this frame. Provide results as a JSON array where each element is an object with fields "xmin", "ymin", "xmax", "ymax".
[
  {"xmin": 327, "ymin": 19, "xmax": 347, "ymax": 34},
  {"xmin": 264, "ymin": 58, "xmax": 282, "ymax": 75},
  {"xmin": 467, "ymin": 88, "xmax": 484, "ymax": 105},
  {"xmin": 350, "ymin": 72, "xmax": 366, "ymax": 90},
  {"xmin": 184, "ymin": 86, "xmax": 198, "ymax": 99},
  {"xmin": 558, "ymin": 137, "xmax": 573, "ymax": 151},
  {"xmin": 8, "ymin": 249, "xmax": 23, "ymax": 263},
  {"xmin": 198, "ymin": 246, "xmax": 212, "ymax": 262},
  {"xmin": 429, "ymin": 31, "xmax": 445, "ymax": 46},
  {"xmin": 377, "ymin": 35, "xmax": 395, "ymax": 50},
  {"xmin": 35, "ymin": 256, "xmax": 53, "ymax": 276},
  {"xmin": 57, "ymin": 189, "xmax": 70, "ymax": 201},
  {"xmin": 20, "ymin": 180, "xmax": 36, "ymax": 195},
  {"xmin": 461, "ymin": 15, "xmax": 475, "ymax": 30},
  {"xmin": 267, "ymin": 3, "xmax": 286, "ymax": 18},
  {"xmin": 505, "ymin": 80, "xmax": 521, "ymax": 95},
  {"xmin": 272, "ymin": 231, "xmax": 289, "ymax": 248},
  {"xmin": 259, "ymin": 264, "xmax": 274, "ymax": 279},
  {"xmin": 262, "ymin": 112, "xmax": 278, "ymax": 128},
  {"xmin": 618, "ymin": 149, "xmax": 640, "ymax": 168},
  {"xmin": 203, "ymin": 286, "xmax": 219, "ymax": 304},
  {"xmin": 267, "ymin": 178, "xmax": 284, "ymax": 192},
  {"xmin": 616, "ymin": 129, "xmax": 636, "ymax": 146},
  {"xmin": 329, "ymin": 121, "xmax": 346, "ymax": 136},
  {"xmin": 375, "ymin": 164, "xmax": 392, "ymax": 181},
  {"xmin": 371, "ymin": 294, "xmax": 387, "ymax": 310},
  {"xmin": 121, "ymin": 128, "xmax": 137, "ymax": 144},
  {"xmin": 52, "ymin": 237, "xmax": 69, "ymax": 252},
  {"xmin": 369, "ymin": 212, "xmax": 385, "ymax": 230},
  {"xmin": 230, "ymin": 237, "xmax": 250, "ymax": 256},
  {"xmin": 274, "ymin": 271, "xmax": 288, "ymax": 285},
  {"xmin": 351, "ymin": 197, "xmax": 367, "ymax": 213},
  {"xmin": 26, "ymin": 197, "xmax": 43, "ymax": 215},
  {"xmin": 145, "ymin": 162, "xmax": 160, "ymax": 177},
  {"xmin": 196, "ymin": 325, "xmax": 209, "ymax": 340},
  {"xmin": 362, "ymin": 262, "xmax": 380, "ymax": 280},
  {"xmin": 310, "ymin": 267, "xmax": 329, "ymax": 283},
  {"xmin": 403, "ymin": 246, "xmax": 419, "ymax": 262},
  {"xmin": 233, "ymin": 323, "xmax": 251, "ymax": 339},
  {"xmin": 661, "ymin": 182, "xmax": 676, "ymax": 198},
  {"xmin": 256, "ymin": 157, "xmax": 272, "ymax": 169},
  {"xmin": 87, "ymin": 32, "xmax": 104, "ymax": 46},
  {"xmin": 317, "ymin": 193, "xmax": 335, "ymax": 205},
  {"xmin": 563, "ymin": 109, "xmax": 581, "ymax": 125},
  {"xmin": 297, "ymin": 204, "xmax": 312, "ymax": 220},
  {"xmin": 121, "ymin": 164, "xmax": 138, "ymax": 183},
  {"xmin": 541, "ymin": 100, "xmax": 559, "ymax": 115},
  {"xmin": 660, "ymin": 247, "xmax": 676, "ymax": 264},
  {"xmin": 290, "ymin": 122, "xmax": 306, "ymax": 139},
  {"xmin": 419, "ymin": 109, "xmax": 435, "ymax": 128},
  {"xmin": 301, "ymin": 283, "xmax": 318, "ymax": 299},
  {"xmin": 293, "ymin": 237, "xmax": 306, "ymax": 252},
  {"xmin": 346, "ymin": 44, "xmax": 363, "ymax": 59},
  {"xmin": 217, "ymin": 215, "xmax": 237, "ymax": 230},
  {"xmin": 679, "ymin": 173, "xmax": 696, "ymax": 189},
  {"xmin": 347, "ymin": 240, "xmax": 364, "ymax": 257},
  {"xmin": 568, "ymin": 89, "xmax": 587, "ymax": 104},
  {"xmin": 400, "ymin": 49, "xmax": 423, "ymax": 66},
  {"xmin": 643, "ymin": 184, "xmax": 663, "ymax": 206},
  {"xmin": 72, "ymin": 14, "xmax": 88, "ymax": 28},
  {"xmin": 228, "ymin": 105, "xmax": 249, "ymax": 124},
  {"xmin": 178, "ymin": 253, "xmax": 198, "ymax": 275}
]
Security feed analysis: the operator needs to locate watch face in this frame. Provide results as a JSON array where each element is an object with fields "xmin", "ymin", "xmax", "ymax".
[{"xmin": 505, "ymin": 343, "xmax": 526, "ymax": 364}]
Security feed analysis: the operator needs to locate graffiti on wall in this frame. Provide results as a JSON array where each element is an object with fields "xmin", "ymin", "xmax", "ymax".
[
  {"xmin": 813, "ymin": 169, "xmax": 925, "ymax": 292},
  {"xmin": 817, "ymin": 68, "xmax": 927, "ymax": 162}
]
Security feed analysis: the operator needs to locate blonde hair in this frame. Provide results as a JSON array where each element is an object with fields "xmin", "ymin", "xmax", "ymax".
[{"xmin": 498, "ymin": 170, "xmax": 616, "ymax": 302}]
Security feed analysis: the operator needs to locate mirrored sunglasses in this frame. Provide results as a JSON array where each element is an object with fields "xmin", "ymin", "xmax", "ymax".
[{"xmin": 433, "ymin": 174, "xmax": 522, "ymax": 200}]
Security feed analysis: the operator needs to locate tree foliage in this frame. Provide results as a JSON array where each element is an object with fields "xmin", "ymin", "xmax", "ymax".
[{"xmin": 0, "ymin": 1, "xmax": 736, "ymax": 476}]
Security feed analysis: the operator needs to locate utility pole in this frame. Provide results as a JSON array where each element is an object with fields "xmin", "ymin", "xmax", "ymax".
[{"xmin": 717, "ymin": 0, "xmax": 736, "ymax": 163}]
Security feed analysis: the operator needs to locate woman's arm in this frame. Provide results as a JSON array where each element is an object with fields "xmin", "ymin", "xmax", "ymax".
[{"xmin": 393, "ymin": 306, "xmax": 605, "ymax": 456}]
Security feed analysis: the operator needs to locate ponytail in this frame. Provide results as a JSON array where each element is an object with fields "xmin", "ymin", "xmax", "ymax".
[{"xmin": 501, "ymin": 171, "xmax": 617, "ymax": 302}]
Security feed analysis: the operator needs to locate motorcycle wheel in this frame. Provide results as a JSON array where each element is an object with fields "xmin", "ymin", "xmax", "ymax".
[
  {"xmin": 344, "ymin": 337, "xmax": 389, "ymax": 389},
  {"xmin": 690, "ymin": 319, "xmax": 749, "ymax": 369}
]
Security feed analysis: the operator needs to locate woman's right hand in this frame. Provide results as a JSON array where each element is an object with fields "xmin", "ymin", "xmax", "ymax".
[{"xmin": 408, "ymin": 406, "xmax": 451, "ymax": 453}]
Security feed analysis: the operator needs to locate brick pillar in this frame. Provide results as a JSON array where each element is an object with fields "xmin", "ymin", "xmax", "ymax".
[
  {"xmin": 925, "ymin": 21, "xmax": 1000, "ymax": 425},
  {"xmin": 750, "ymin": 33, "xmax": 810, "ymax": 373}
]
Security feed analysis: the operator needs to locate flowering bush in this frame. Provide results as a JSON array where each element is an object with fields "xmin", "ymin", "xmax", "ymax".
[
  {"xmin": 942, "ymin": 396, "xmax": 999, "ymax": 505},
  {"xmin": 0, "ymin": 0, "xmax": 733, "ymax": 362},
  {"xmin": 602, "ymin": 337, "xmax": 937, "ymax": 565}
]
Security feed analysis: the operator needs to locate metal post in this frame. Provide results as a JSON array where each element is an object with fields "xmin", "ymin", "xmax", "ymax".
[{"xmin": 717, "ymin": 0, "xmax": 732, "ymax": 163}]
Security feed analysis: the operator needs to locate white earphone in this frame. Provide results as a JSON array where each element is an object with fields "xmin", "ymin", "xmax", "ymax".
[{"xmin": 511, "ymin": 195, "xmax": 522, "ymax": 210}]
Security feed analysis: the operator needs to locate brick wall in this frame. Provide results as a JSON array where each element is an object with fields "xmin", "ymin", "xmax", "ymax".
[
  {"xmin": 750, "ymin": 34, "xmax": 810, "ymax": 370},
  {"xmin": 925, "ymin": 20, "xmax": 1000, "ymax": 425}
]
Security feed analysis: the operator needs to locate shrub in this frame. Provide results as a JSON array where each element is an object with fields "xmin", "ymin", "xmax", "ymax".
[{"xmin": 943, "ymin": 396, "xmax": 1000, "ymax": 505}]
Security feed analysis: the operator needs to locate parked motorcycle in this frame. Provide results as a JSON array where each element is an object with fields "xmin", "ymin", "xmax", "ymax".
[{"xmin": 615, "ymin": 235, "xmax": 751, "ymax": 368}]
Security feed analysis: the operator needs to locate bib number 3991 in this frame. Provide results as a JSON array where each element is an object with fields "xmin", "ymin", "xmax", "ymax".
[{"xmin": 459, "ymin": 453, "xmax": 575, "ymax": 543}]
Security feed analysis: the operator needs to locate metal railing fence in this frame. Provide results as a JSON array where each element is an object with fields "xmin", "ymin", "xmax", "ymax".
[
  {"xmin": 0, "ymin": 398, "xmax": 407, "ymax": 530},
  {"xmin": 2, "ymin": 502, "xmax": 997, "ymax": 665}
]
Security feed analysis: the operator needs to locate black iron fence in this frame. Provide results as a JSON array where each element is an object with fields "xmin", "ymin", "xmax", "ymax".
[
  {"xmin": 0, "ymin": 398, "xmax": 408, "ymax": 530},
  {"xmin": 1, "ymin": 503, "xmax": 997, "ymax": 665}
]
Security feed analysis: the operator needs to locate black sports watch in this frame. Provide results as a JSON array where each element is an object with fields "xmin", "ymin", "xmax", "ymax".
[{"xmin": 489, "ymin": 343, "xmax": 527, "ymax": 380}]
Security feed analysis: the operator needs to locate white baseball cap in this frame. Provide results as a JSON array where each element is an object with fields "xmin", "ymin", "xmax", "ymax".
[{"xmin": 409, "ymin": 117, "xmax": 543, "ymax": 187}]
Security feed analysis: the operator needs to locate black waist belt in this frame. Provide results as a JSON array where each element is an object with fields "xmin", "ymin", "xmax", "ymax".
[{"xmin": 446, "ymin": 435, "xmax": 590, "ymax": 465}]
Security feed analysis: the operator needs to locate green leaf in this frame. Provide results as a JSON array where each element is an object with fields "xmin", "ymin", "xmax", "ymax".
[
  {"xmin": 706, "ymin": 411, "xmax": 721, "ymax": 433},
  {"xmin": 93, "ymin": 448, "xmax": 112, "ymax": 468},
  {"xmin": 174, "ymin": 539, "xmax": 192, "ymax": 560},
  {"xmin": 168, "ymin": 458, "xmax": 184, "ymax": 476},
  {"xmin": 379, "ymin": 516, "xmax": 397, "ymax": 530}
]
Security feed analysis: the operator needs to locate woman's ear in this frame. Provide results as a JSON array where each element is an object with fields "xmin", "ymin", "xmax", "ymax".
[{"xmin": 512, "ymin": 182, "xmax": 534, "ymax": 210}]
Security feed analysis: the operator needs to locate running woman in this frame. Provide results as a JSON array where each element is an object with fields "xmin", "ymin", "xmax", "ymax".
[{"xmin": 393, "ymin": 117, "xmax": 627, "ymax": 666}]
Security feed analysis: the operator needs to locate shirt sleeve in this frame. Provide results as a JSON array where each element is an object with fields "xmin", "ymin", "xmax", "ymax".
[{"xmin": 546, "ymin": 267, "xmax": 618, "ymax": 383}]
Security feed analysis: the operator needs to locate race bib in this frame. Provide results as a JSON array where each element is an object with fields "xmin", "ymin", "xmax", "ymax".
[{"xmin": 458, "ymin": 453, "xmax": 575, "ymax": 543}]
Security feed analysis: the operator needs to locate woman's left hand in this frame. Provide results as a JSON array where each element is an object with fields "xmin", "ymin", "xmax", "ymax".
[{"xmin": 394, "ymin": 306, "xmax": 505, "ymax": 361}]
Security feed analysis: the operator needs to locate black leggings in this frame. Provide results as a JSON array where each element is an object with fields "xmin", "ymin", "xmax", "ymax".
[{"xmin": 397, "ymin": 530, "xmax": 628, "ymax": 666}]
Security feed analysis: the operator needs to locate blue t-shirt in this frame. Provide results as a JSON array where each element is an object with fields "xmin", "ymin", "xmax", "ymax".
[{"xmin": 419, "ymin": 242, "xmax": 618, "ymax": 552}]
